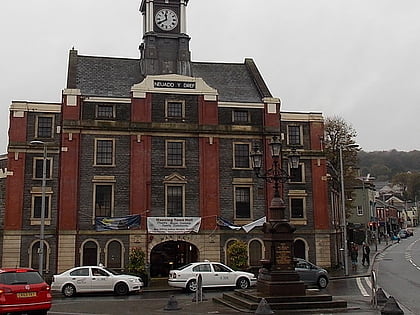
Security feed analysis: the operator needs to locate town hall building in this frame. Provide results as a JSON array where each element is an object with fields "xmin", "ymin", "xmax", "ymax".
[{"xmin": 1, "ymin": 0, "xmax": 338, "ymax": 280}]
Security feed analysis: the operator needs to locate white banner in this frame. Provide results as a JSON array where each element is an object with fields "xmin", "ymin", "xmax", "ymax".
[{"xmin": 147, "ymin": 217, "xmax": 201, "ymax": 234}]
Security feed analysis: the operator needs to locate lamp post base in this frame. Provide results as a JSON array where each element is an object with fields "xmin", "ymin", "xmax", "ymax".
[{"xmin": 257, "ymin": 269, "xmax": 306, "ymax": 296}]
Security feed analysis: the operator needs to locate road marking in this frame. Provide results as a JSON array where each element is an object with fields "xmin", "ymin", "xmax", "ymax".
[
  {"xmin": 356, "ymin": 277, "xmax": 370, "ymax": 297},
  {"xmin": 364, "ymin": 277, "xmax": 372, "ymax": 290}
]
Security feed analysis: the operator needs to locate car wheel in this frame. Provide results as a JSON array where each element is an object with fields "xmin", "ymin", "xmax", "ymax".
[
  {"xmin": 62, "ymin": 284, "xmax": 76, "ymax": 297},
  {"xmin": 317, "ymin": 276, "xmax": 328, "ymax": 289},
  {"xmin": 186, "ymin": 279, "xmax": 197, "ymax": 292},
  {"xmin": 115, "ymin": 282, "xmax": 129, "ymax": 296},
  {"xmin": 236, "ymin": 277, "xmax": 250, "ymax": 289}
]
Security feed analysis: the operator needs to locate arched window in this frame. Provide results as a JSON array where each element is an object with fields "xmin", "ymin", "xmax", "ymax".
[
  {"xmin": 249, "ymin": 240, "xmax": 263, "ymax": 266},
  {"xmin": 82, "ymin": 241, "xmax": 98, "ymax": 266},
  {"xmin": 107, "ymin": 240, "xmax": 122, "ymax": 269},
  {"xmin": 294, "ymin": 239, "xmax": 306, "ymax": 259}
]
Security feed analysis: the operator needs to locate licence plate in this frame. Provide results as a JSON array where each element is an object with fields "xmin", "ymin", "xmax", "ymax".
[{"xmin": 17, "ymin": 292, "xmax": 37, "ymax": 298}]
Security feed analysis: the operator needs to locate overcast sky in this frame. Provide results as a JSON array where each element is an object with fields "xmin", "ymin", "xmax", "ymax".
[{"xmin": 1, "ymin": 0, "xmax": 419, "ymax": 153}]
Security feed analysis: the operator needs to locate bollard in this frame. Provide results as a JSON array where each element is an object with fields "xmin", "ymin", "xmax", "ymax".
[
  {"xmin": 255, "ymin": 298, "xmax": 274, "ymax": 315},
  {"xmin": 381, "ymin": 296, "xmax": 404, "ymax": 315},
  {"xmin": 376, "ymin": 288, "xmax": 388, "ymax": 307},
  {"xmin": 164, "ymin": 295, "xmax": 181, "ymax": 311}
]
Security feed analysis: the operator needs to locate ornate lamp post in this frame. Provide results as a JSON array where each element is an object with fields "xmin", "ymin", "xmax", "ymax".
[{"xmin": 250, "ymin": 136, "xmax": 305, "ymax": 296}]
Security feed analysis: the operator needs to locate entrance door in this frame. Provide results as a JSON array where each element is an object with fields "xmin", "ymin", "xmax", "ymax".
[{"xmin": 150, "ymin": 241, "xmax": 198, "ymax": 278}]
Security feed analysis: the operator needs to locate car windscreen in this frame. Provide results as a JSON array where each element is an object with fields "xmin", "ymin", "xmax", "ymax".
[
  {"xmin": 174, "ymin": 263, "xmax": 193, "ymax": 270},
  {"xmin": 0, "ymin": 271, "xmax": 44, "ymax": 285},
  {"xmin": 104, "ymin": 268, "xmax": 121, "ymax": 275}
]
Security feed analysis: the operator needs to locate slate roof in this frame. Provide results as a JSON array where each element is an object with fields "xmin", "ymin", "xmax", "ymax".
[{"xmin": 67, "ymin": 50, "xmax": 272, "ymax": 102}]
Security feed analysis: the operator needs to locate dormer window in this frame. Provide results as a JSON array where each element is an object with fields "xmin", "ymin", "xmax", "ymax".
[
  {"xmin": 233, "ymin": 110, "xmax": 249, "ymax": 123},
  {"xmin": 166, "ymin": 100, "xmax": 184, "ymax": 118},
  {"xmin": 96, "ymin": 104, "xmax": 115, "ymax": 119}
]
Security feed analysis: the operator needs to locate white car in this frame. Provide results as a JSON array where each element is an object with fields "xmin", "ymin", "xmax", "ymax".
[
  {"xmin": 168, "ymin": 261, "xmax": 257, "ymax": 292},
  {"xmin": 51, "ymin": 266, "xmax": 143, "ymax": 297}
]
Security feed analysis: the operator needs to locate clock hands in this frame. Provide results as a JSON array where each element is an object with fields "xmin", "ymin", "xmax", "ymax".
[{"xmin": 157, "ymin": 12, "xmax": 168, "ymax": 25}]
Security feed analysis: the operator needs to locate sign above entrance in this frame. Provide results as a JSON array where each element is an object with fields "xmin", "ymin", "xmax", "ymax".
[
  {"xmin": 147, "ymin": 217, "xmax": 201, "ymax": 234},
  {"xmin": 154, "ymin": 80, "xmax": 196, "ymax": 89}
]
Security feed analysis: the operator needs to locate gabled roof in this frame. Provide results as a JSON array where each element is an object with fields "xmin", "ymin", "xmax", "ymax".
[{"xmin": 66, "ymin": 50, "xmax": 272, "ymax": 103}]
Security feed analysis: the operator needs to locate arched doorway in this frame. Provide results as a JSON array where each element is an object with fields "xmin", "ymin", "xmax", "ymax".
[
  {"xmin": 150, "ymin": 241, "xmax": 198, "ymax": 278},
  {"xmin": 294, "ymin": 239, "xmax": 306, "ymax": 259},
  {"xmin": 82, "ymin": 241, "xmax": 98, "ymax": 266}
]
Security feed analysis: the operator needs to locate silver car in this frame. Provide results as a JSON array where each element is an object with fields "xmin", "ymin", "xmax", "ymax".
[{"xmin": 295, "ymin": 258, "xmax": 329, "ymax": 289}]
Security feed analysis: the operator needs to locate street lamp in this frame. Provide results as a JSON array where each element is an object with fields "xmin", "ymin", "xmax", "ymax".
[
  {"xmin": 250, "ymin": 136, "xmax": 304, "ymax": 296},
  {"xmin": 339, "ymin": 143, "xmax": 358, "ymax": 276},
  {"xmin": 30, "ymin": 140, "xmax": 47, "ymax": 277}
]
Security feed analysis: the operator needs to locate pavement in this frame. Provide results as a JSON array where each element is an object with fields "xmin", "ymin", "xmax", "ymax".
[{"xmin": 138, "ymin": 240, "xmax": 403, "ymax": 314}]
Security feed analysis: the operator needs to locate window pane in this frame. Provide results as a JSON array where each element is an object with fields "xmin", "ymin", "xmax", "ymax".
[
  {"xmin": 233, "ymin": 110, "xmax": 249, "ymax": 122},
  {"xmin": 35, "ymin": 159, "xmax": 51, "ymax": 179},
  {"xmin": 291, "ymin": 198, "xmax": 304, "ymax": 218},
  {"xmin": 167, "ymin": 186, "xmax": 183, "ymax": 217},
  {"xmin": 288, "ymin": 126, "xmax": 301, "ymax": 145},
  {"xmin": 167, "ymin": 101, "xmax": 183, "ymax": 117},
  {"xmin": 167, "ymin": 142, "xmax": 183, "ymax": 166},
  {"xmin": 95, "ymin": 185, "xmax": 112, "ymax": 217},
  {"xmin": 234, "ymin": 144, "xmax": 250, "ymax": 168},
  {"xmin": 97, "ymin": 105, "xmax": 114, "ymax": 119},
  {"xmin": 37, "ymin": 117, "xmax": 53, "ymax": 138},
  {"xmin": 33, "ymin": 196, "xmax": 50, "ymax": 219},
  {"xmin": 289, "ymin": 165, "xmax": 303, "ymax": 182},
  {"xmin": 96, "ymin": 140, "xmax": 113, "ymax": 165},
  {"xmin": 235, "ymin": 187, "xmax": 251, "ymax": 218}
]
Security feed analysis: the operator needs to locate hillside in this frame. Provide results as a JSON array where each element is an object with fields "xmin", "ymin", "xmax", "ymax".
[{"xmin": 358, "ymin": 150, "xmax": 420, "ymax": 181}]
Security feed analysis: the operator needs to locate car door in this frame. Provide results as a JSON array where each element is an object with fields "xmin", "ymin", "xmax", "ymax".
[
  {"xmin": 211, "ymin": 263, "xmax": 234, "ymax": 286},
  {"xmin": 295, "ymin": 260, "xmax": 313, "ymax": 284},
  {"xmin": 192, "ymin": 263, "xmax": 213, "ymax": 288},
  {"xmin": 91, "ymin": 267, "xmax": 112, "ymax": 291},
  {"xmin": 68, "ymin": 267, "xmax": 92, "ymax": 292}
]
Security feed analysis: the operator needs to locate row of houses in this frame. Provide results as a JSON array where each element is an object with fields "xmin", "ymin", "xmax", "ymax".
[{"xmin": 348, "ymin": 179, "xmax": 418, "ymax": 245}]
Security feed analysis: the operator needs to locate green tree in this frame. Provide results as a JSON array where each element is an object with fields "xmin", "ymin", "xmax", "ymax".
[
  {"xmin": 227, "ymin": 240, "xmax": 248, "ymax": 271},
  {"xmin": 127, "ymin": 247, "xmax": 146, "ymax": 275}
]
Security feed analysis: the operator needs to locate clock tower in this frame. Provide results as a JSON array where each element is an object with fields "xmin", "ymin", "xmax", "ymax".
[{"xmin": 139, "ymin": 0, "xmax": 192, "ymax": 76}]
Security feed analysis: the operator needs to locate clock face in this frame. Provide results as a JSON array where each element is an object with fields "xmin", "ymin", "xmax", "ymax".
[{"xmin": 155, "ymin": 9, "xmax": 178, "ymax": 31}]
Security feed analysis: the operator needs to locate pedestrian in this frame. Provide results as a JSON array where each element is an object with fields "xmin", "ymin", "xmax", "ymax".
[
  {"xmin": 362, "ymin": 242, "xmax": 370, "ymax": 266},
  {"xmin": 350, "ymin": 243, "xmax": 358, "ymax": 271}
]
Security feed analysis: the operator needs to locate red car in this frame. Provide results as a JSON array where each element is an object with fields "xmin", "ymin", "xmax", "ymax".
[{"xmin": 0, "ymin": 268, "xmax": 52, "ymax": 315}]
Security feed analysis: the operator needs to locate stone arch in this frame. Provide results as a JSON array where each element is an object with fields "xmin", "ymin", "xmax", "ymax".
[
  {"xmin": 104, "ymin": 239, "xmax": 125, "ymax": 269},
  {"xmin": 80, "ymin": 239, "xmax": 101, "ymax": 266},
  {"xmin": 293, "ymin": 238, "xmax": 309, "ymax": 259},
  {"xmin": 28, "ymin": 240, "xmax": 51, "ymax": 272},
  {"xmin": 248, "ymin": 238, "xmax": 264, "ymax": 267},
  {"xmin": 149, "ymin": 240, "xmax": 198, "ymax": 278}
]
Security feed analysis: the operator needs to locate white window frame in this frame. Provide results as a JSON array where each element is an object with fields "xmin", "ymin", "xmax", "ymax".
[
  {"xmin": 287, "ymin": 125, "xmax": 303, "ymax": 146},
  {"xmin": 165, "ymin": 99, "xmax": 185, "ymax": 119},
  {"xmin": 233, "ymin": 142, "xmax": 251, "ymax": 169},
  {"xmin": 33, "ymin": 157, "xmax": 53, "ymax": 180},
  {"xmin": 30, "ymin": 193, "xmax": 52, "ymax": 225},
  {"xmin": 94, "ymin": 138, "xmax": 115, "ymax": 167},
  {"xmin": 165, "ymin": 140, "xmax": 185, "ymax": 168},
  {"xmin": 35, "ymin": 115, "xmax": 54, "ymax": 139},
  {"xmin": 288, "ymin": 162, "xmax": 305, "ymax": 183},
  {"xmin": 234, "ymin": 185, "xmax": 253, "ymax": 220},
  {"xmin": 93, "ymin": 183, "xmax": 115, "ymax": 219}
]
